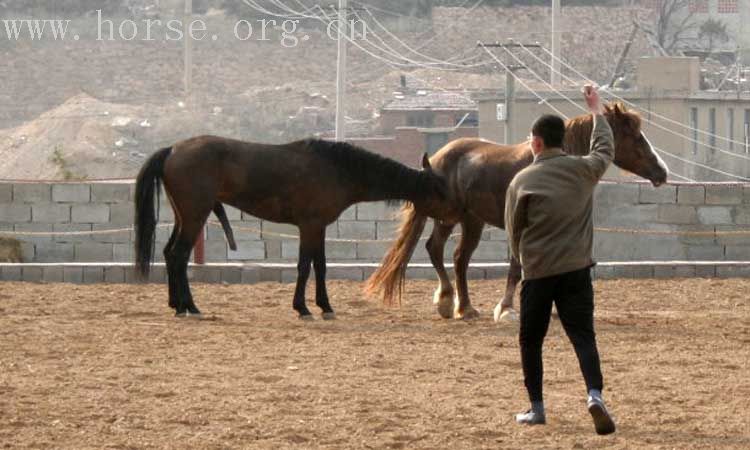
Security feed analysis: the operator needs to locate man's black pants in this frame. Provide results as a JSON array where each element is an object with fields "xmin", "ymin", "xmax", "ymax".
[{"xmin": 519, "ymin": 267, "xmax": 603, "ymax": 403}]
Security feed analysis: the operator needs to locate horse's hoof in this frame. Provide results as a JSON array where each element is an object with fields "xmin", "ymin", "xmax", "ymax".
[
  {"xmin": 299, "ymin": 314, "xmax": 314, "ymax": 321},
  {"xmin": 322, "ymin": 312, "xmax": 337, "ymax": 320},
  {"xmin": 457, "ymin": 307, "xmax": 480, "ymax": 321},
  {"xmin": 494, "ymin": 306, "xmax": 518, "ymax": 323},
  {"xmin": 437, "ymin": 300, "xmax": 454, "ymax": 319},
  {"xmin": 493, "ymin": 304, "xmax": 503, "ymax": 322},
  {"xmin": 433, "ymin": 288, "xmax": 454, "ymax": 319}
]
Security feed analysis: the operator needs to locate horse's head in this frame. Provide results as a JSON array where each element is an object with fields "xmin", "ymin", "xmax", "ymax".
[{"xmin": 604, "ymin": 103, "xmax": 669, "ymax": 187}]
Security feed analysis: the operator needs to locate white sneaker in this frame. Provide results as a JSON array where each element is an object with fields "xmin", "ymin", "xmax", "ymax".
[{"xmin": 515, "ymin": 409, "xmax": 546, "ymax": 425}]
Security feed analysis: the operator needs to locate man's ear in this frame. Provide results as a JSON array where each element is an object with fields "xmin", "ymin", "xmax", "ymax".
[
  {"xmin": 531, "ymin": 135, "xmax": 542, "ymax": 150},
  {"xmin": 421, "ymin": 153, "xmax": 432, "ymax": 171}
]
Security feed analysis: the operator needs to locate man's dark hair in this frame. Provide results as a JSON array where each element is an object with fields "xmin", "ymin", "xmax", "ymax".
[{"xmin": 531, "ymin": 114, "xmax": 566, "ymax": 149}]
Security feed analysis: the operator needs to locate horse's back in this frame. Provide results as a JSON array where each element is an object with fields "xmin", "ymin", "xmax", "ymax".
[
  {"xmin": 164, "ymin": 136, "xmax": 388, "ymax": 225},
  {"xmin": 430, "ymin": 137, "xmax": 533, "ymax": 228}
]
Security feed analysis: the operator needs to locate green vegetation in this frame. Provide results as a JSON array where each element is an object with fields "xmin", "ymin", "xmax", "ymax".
[{"xmin": 50, "ymin": 145, "xmax": 86, "ymax": 181}]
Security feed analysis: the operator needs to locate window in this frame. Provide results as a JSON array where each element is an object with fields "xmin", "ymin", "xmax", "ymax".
[
  {"xmin": 718, "ymin": 0, "xmax": 738, "ymax": 14},
  {"xmin": 456, "ymin": 112, "xmax": 478, "ymax": 127},
  {"xmin": 745, "ymin": 109, "xmax": 750, "ymax": 153},
  {"xmin": 690, "ymin": 107, "xmax": 699, "ymax": 154},
  {"xmin": 708, "ymin": 107, "xmax": 716, "ymax": 151},
  {"xmin": 689, "ymin": 0, "xmax": 708, "ymax": 13},
  {"xmin": 727, "ymin": 108, "xmax": 734, "ymax": 151},
  {"xmin": 407, "ymin": 112, "xmax": 434, "ymax": 128}
]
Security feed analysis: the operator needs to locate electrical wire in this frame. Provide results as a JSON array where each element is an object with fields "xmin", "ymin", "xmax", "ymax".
[
  {"xmin": 483, "ymin": 44, "xmax": 701, "ymax": 182},
  {"xmin": 537, "ymin": 43, "xmax": 750, "ymax": 150}
]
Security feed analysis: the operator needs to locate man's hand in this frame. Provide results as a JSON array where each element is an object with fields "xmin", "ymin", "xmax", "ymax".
[{"xmin": 583, "ymin": 85, "xmax": 603, "ymax": 115}]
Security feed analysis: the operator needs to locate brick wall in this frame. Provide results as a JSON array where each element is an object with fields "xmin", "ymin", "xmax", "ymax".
[{"xmin": 1, "ymin": 181, "xmax": 748, "ymax": 265}]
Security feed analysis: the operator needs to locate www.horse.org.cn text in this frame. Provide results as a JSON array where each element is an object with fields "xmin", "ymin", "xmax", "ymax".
[{"xmin": 1, "ymin": 11, "xmax": 370, "ymax": 48}]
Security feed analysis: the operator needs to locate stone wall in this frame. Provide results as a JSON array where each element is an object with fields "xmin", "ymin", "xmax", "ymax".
[{"xmin": 0, "ymin": 181, "xmax": 748, "ymax": 266}]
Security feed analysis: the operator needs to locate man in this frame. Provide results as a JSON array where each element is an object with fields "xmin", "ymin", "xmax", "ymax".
[{"xmin": 504, "ymin": 85, "xmax": 616, "ymax": 435}]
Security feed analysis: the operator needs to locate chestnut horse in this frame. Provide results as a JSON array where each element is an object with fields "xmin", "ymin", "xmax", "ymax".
[
  {"xmin": 134, "ymin": 137, "xmax": 447, "ymax": 319},
  {"xmin": 365, "ymin": 103, "xmax": 669, "ymax": 320}
]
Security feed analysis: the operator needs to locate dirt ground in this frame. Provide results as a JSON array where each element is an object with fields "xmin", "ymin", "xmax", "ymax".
[{"xmin": 1, "ymin": 278, "xmax": 748, "ymax": 449}]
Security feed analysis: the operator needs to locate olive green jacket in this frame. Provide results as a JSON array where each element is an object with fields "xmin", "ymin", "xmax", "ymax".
[{"xmin": 504, "ymin": 114, "xmax": 614, "ymax": 280}]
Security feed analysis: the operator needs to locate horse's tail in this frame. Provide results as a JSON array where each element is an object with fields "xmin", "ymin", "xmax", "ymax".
[
  {"xmin": 364, "ymin": 203, "xmax": 427, "ymax": 306},
  {"xmin": 134, "ymin": 147, "xmax": 171, "ymax": 278}
]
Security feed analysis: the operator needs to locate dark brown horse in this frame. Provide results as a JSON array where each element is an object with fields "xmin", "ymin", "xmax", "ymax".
[
  {"xmin": 134, "ymin": 136, "xmax": 447, "ymax": 319},
  {"xmin": 365, "ymin": 103, "xmax": 669, "ymax": 321}
]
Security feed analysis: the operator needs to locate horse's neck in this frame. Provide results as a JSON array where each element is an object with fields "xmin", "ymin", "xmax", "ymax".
[
  {"xmin": 352, "ymin": 168, "xmax": 427, "ymax": 204},
  {"xmin": 563, "ymin": 115, "xmax": 595, "ymax": 156}
]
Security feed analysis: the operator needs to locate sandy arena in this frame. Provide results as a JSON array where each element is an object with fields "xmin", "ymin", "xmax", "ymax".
[{"xmin": 1, "ymin": 278, "xmax": 748, "ymax": 449}]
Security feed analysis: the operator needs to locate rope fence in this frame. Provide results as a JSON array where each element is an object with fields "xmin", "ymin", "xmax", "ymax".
[{"xmin": 0, "ymin": 220, "xmax": 747, "ymax": 241}]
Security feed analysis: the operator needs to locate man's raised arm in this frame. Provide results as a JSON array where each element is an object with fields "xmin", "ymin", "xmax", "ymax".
[{"xmin": 581, "ymin": 85, "xmax": 614, "ymax": 181}]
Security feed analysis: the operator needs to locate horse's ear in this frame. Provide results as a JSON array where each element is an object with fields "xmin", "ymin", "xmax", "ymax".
[
  {"xmin": 421, "ymin": 153, "xmax": 432, "ymax": 171},
  {"xmin": 613, "ymin": 103, "xmax": 623, "ymax": 115}
]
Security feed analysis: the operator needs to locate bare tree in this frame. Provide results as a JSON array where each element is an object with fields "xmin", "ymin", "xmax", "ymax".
[
  {"xmin": 699, "ymin": 18, "xmax": 730, "ymax": 55},
  {"xmin": 640, "ymin": 0, "xmax": 697, "ymax": 54}
]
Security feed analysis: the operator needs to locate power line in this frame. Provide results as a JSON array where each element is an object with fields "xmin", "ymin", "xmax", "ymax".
[
  {"xmin": 411, "ymin": 0, "xmax": 485, "ymax": 56},
  {"xmin": 653, "ymin": 145, "xmax": 750, "ymax": 181},
  {"xmin": 482, "ymin": 43, "xmax": 703, "ymax": 182},
  {"xmin": 259, "ymin": 1, "xmax": 488, "ymax": 72},
  {"xmin": 498, "ymin": 44, "xmax": 739, "ymax": 181},
  {"xmin": 347, "ymin": 8, "xmax": 487, "ymax": 70},
  {"xmin": 480, "ymin": 43, "xmax": 568, "ymax": 117},
  {"xmin": 351, "ymin": 2, "xmax": 489, "ymax": 69},
  {"xmin": 537, "ymin": 44, "xmax": 750, "ymax": 150},
  {"xmin": 309, "ymin": 3, "xmax": 479, "ymax": 103},
  {"xmin": 510, "ymin": 41, "xmax": 750, "ymax": 165},
  {"xmin": 661, "ymin": 170, "xmax": 695, "ymax": 182}
]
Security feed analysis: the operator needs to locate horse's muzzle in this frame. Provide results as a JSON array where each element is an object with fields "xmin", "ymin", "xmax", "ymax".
[{"xmin": 649, "ymin": 167, "xmax": 669, "ymax": 187}]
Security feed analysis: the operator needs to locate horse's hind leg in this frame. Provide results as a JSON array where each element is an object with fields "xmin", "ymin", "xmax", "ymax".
[
  {"xmin": 162, "ymin": 188, "xmax": 181, "ymax": 310},
  {"xmin": 453, "ymin": 217, "xmax": 484, "ymax": 320},
  {"xmin": 171, "ymin": 208, "xmax": 212, "ymax": 317},
  {"xmin": 494, "ymin": 256, "xmax": 521, "ymax": 322},
  {"xmin": 426, "ymin": 220, "xmax": 456, "ymax": 319},
  {"xmin": 163, "ymin": 226, "xmax": 179, "ymax": 310}
]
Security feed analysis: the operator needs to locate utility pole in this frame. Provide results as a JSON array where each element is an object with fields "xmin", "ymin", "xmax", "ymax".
[
  {"xmin": 480, "ymin": 42, "xmax": 541, "ymax": 145},
  {"xmin": 185, "ymin": 0, "xmax": 204, "ymax": 264},
  {"xmin": 505, "ymin": 70, "xmax": 516, "ymax": 145},
  {"xmin": 551, "ymin": 0, "xmax": 561, "ymax": 87},
  {"xmin": 184, "ymin": 0, "xmax": 193, "ymax": 108},
  {"xmin": 335, "ymin": 0, "xmax": 348, "ymax": 141}
]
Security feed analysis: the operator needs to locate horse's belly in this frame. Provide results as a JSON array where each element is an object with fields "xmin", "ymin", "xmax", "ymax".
[{"xmin": 225, "ymin": 197, "xmax": 294, "ymax": 224}]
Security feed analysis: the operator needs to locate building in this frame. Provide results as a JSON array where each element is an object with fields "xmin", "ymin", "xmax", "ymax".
[
  {"xmin": 344, "ymin": 77, "xmax": 479, "ymax": 165},
  {"xmin": 476, "ymin": 56, "xmax": 750, "ymax": 182},
  {"xmin": 643, "ymin": 0, "xmax": 750, "ymax": 61}
]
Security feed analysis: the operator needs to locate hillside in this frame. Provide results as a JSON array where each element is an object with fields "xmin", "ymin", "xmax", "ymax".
[{"xmin": 0, "ymin": 4, "xmax": 655, "ymax": 179}]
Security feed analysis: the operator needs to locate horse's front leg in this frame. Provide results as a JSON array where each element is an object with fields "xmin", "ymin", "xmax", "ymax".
[
  {"xmin": 426, "ymin": 221, "xmax": 456, "ymax": 319},
  {"xmin": 293, "ymin": 232, "xmax": 315, "ymax": 320},
  {"xmin": 494, "ymin": 256, "xmax": 521, "ymax": 322},
  {"xmin": 453, "ymin": 218, "xmax": 483, "ymax": 320}
]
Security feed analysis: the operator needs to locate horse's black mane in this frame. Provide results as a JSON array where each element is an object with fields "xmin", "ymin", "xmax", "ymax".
[{"xmin": 304, "ymin": 138, "xmax": 432, "ymax": 199}]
